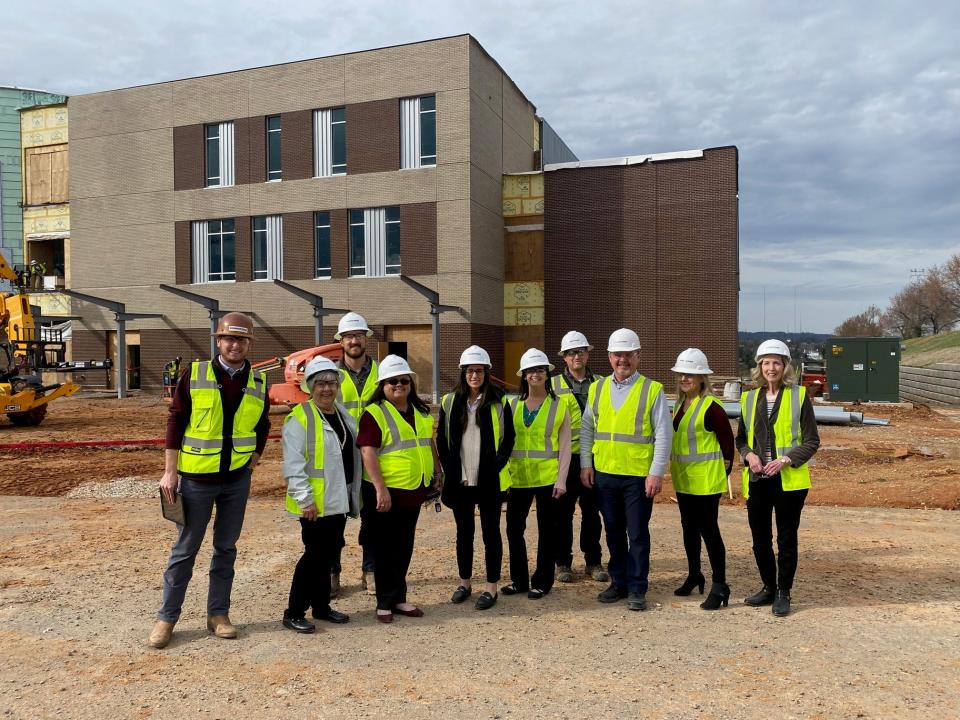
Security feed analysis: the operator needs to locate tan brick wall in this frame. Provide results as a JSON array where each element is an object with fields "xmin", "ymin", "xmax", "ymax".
[{"xmin": 70, "ymin": 129, "xmax": 173, "ymax": 198}]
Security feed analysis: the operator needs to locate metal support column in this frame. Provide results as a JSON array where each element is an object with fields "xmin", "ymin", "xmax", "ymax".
[
  {"xmin": 399, "ymin": 275, "xmax": 462, "ymax": 404},
  {"xmin": 272, "ymin": 280, "xmax": 348, "ymax": 346},
  {"xmin": 158, "ymin": 284, "xmax": 251, "ymax": 360}
]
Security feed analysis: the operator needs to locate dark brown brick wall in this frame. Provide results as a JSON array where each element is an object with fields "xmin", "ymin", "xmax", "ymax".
[
  {"xmin": 329, "ymin": 209, "xmax": 348, "ymax": 279},
  {"xmin": 174, "ymin": 221, "xmax": 191, "ymax": 284},
  {"xmin": 233, "ymin": 116, "xmax": 252, "ymax": 186},
  {"xmin": 233, "ymin": 216, "xmax": 251, "ymax": 283},
  {"xmin": 173, "ymin": 125, "xmax": 203, "ymax": 190},
  {"xmin": 400, "ymin": 202, "xmax": 437, "ymax": 275},
  {"xmin": 246, "ymin": 116, "xmax": 266, "ymax": 184},
  {"xmin": 438, "ymin": 323, "xmax": 505, "ymax": 390},
  {"xmin": 281, "ymin": 110, "xmax": 313, "ymax": 181},
  {"xmin": 544, "ymin": 146, "xmax": 739, "ymax": 385},
  {"xmin": 346, "ymin": 99, "xmax": 400, "ymax": 174},
  {"xmin": 282, "ymin": 211, "xmax": 313, "ymax": 280}
]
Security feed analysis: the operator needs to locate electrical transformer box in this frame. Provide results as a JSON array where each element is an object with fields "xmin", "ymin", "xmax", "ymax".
[{"xmin": 826, "ymin": 337, "xmax": 901, "ymax": 402}]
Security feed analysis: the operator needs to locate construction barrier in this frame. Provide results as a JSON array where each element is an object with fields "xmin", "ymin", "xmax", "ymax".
[{"xmin": 900, "ymin": 363, "xmax": 960, "ymax": 405}]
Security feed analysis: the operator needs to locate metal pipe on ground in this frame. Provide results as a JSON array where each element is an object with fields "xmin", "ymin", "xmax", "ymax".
[{"xmin": 717, "ymin": 402, "xmax": 888, "ymax": 426}]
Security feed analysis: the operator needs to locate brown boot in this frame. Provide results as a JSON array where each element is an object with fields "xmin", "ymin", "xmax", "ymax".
[
  {"xmin": 148, "ymin": 620, "xmax": 175, "ymax": 649},
  {"xmin": 206, "ymin": 614, "xmax": 237, "ymax": 639}
]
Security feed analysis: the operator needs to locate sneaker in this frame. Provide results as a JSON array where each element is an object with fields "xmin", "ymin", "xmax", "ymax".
[
  {"xmin": 586, "ymin": 564, "xmax": 610, "ymax": 582},
  {"xmin": 556, "ymin": 565, "xmax": 574, "ymax": 583},
  {"xmin": 597, "ymin": 583, "xmax": 628, "ymax": 603},
  {"xmin": 282, "ymin": 614, "xmax": 316, "ymax": 634},
  {"xmin": 627, "ymin": 592, "xmax": 647, "ymax": 611}
]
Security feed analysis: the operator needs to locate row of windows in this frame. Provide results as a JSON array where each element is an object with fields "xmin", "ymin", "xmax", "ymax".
[
  {"xmin": 204, "ymin": 95, "xmax": 436, "ymax": 188},
  {"xmin": 191, "ymin": 208, "xmax": 402, "ymax": 283}
]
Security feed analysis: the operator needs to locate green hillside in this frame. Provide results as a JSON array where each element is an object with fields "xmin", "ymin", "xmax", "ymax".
[{"xmin": 901, "ymin": 330, "xmax": 960, "ymax": 367}]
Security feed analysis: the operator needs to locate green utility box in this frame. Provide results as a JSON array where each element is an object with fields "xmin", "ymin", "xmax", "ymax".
[{"xmin": 826, "ymin": 337, "xmax": 902, "ymax": 402}]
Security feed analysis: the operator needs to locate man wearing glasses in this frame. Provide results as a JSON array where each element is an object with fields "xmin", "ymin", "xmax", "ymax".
[
  {"xmin": 579, "ymin": 329, "xmax": 670, "ymax": 611},
  {"xmin": 150, "ymin": 312, "xmax": 270, "ymax": 648},
  {"xmin": 551, "ymin": 331, "xmax": 609, "ymax": 584},
  {"xmin": 333, "ymin": 312, "xmax": 379, "ymax": 597}
]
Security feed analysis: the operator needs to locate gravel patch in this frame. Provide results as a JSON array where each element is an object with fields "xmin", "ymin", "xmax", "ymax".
[{"xmin": 65, "ymin": 476, "xmax": 158, "ymax": 499}]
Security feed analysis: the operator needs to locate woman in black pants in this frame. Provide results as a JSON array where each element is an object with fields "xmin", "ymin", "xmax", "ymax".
[
  {"xmin": 736, "ymin": 339, "xmax": 820, "ymax": 617},
  {"xmin": 438, "ymin": 346, "xmax": 515, "ymax": 610},
  {"xmin": 669, "ymin": 349, "xmax": 735, "ymax": 610}
]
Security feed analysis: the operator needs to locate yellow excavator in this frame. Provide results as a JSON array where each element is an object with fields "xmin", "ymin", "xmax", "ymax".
[{"xmin": 0, "ymin": 252, "xmax": 79, "ymax": 426}]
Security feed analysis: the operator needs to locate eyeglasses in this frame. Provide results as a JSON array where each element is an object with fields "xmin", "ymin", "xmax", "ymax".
[
  {"xmin": 524, "ymin": 367, "xmax": 547, "ymax": 375},
  {"xmin": 464, "ymin": 368, "xmax": 486, "ymax": 376},
  {"xmin": 311, "ymin": 380, "xmax": 339, "ymax": 390},
  {"xmin": 385, "ymin": 377, "xmax": 411, "ymax": 386},
  {"xmin": 219, "ymin": 336, "xmax": 250, "ymax": 345},
  {"xmin": 564, "ymin": 349, "xmax": 588, "ymax": 357}
]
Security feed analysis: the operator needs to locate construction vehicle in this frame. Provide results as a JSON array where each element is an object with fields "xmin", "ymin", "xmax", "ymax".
[
  {"xmin": 252, "ymin": 343, "xmax": 343, "ymax": 405},
  {"xmin": 0, "ymin": 252, "xmax": 82, "ymax": 425}
]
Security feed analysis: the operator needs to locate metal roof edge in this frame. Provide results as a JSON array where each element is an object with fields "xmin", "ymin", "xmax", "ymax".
[{"xmin": 544, "ymin": 149, "xmax": 706, "ymax": 172}]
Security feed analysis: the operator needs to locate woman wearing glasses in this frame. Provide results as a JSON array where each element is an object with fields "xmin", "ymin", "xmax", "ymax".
[
  {"xmin": 438, "ymin": 346, "xmax": 515, "ymax": 610},
  {"xmin": 281, "ymin": 356, "xmax": 359, "ymax": 633},
  {"xmin": 357, "ymin": 355, "xmax": 440, "ymax": 623},
  {"xmin": 502, "ymin": 348, "xmax": 571, "ymax": 600}
]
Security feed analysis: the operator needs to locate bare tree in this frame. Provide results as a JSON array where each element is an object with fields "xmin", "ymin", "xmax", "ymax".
[
  {"xmin": 919, "ymin": 267, "xmax": 958, "ymax": 334},
  {"xmin": 941, "ymin": 253, "xmax": 960, "ymax": 318},
  {"xmin": 885, "ymin": 283, "xmax": 926, "ymax": 338},
  {"xmin": 834, "ymin": 305, "xmax": 886, "ymax": 336}
]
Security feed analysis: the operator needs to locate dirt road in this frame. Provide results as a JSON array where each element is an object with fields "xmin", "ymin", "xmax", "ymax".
[{"xmin": 1, "ymin": 497, "xmax": 958, "ymax": 719}]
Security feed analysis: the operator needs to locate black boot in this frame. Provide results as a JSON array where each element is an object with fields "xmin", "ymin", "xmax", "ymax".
[
  {"xmin": 744, "ymin": 584, "xmax": 776, "ymax": 606},
  {"xmin": 772, "ymin": 590, "xmax": 791, "ymax": 617},
  {"xmin": 700, "ymin": 582, "xmax": 730, "ymax": 610},
  {"xmin": 673, "ymin": 571, "xmax": 706, "ymax": 596}
]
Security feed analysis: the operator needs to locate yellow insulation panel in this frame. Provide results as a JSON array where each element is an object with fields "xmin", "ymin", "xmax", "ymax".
[
  {"xmin": 24, "ymin": 205, "xmax": 70, "ymax": 236},
  {"xmin": 21, "ymin": 105, "xmax": 68, "ymax": 148},
  {"xmin": 502, "ymin": 172, "xmax": 544, "ymax": 218}
]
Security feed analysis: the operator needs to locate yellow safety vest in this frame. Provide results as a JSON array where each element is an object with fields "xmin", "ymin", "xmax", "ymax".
[
  {"xmin": 550, "ymin": 374, "xmax": 584, "ymax": 454},
  {"xmin": 178, "ymin": 360, "xmax": 266, "ymax": 474},
  {"xmin": 740, "ymin": 385, "xmax": 812, "ymax": 498},
  {"xmin": 587, "ymin": 375, "xmax": 662, "ymax": 476},
  {"xmin": 362, "ymin": 401, "xmax": 434, "ymax": 490},
  {"xmin": 510, "ymin": 395, "xmax": 567, "ymax": 489},
  {"xmin": 440, "ymin": 392, "xmax": 512, "ymax": 491},
  {"xmin": 338, "ymin": 359, "xmax": 379, "ymax": 422},
  {"xmin": 283, "ymin": 401, "xmax": 329, "ymax": 516},
  {"xmin": 670, "ymin": 395, "xmax": 727, "ymax": 495}
]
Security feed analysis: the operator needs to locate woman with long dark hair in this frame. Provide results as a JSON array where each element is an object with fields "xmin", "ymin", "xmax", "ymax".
[{"xmin": 438, "ymin": 346, "xmax": 515, "ymax": 610}]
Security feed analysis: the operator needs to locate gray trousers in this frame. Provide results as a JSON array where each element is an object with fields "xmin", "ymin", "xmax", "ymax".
[{"xmin": 158, "ymin": 469, "xmax": 251, "ymax": 622}]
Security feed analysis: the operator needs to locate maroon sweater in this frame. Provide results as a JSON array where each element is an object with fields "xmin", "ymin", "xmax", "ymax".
[
  {"xmin": 672, "ymin": 399, "xmax": 735, "ymax": 475},
  {"xmin": 166, "ymin": 358, "xmax": 271, "ymax": 482}
]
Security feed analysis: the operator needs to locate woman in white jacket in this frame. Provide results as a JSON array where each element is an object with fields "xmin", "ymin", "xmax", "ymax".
[{"xmin": 281, "ymin": 356, "xmax": 362, "ymax": 633}]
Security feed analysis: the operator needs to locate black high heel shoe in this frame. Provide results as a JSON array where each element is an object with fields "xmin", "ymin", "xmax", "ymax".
[
  {"xmin": 674, "ymin": 572, "xmax": 706, "ymax": 596},
  {"xmin": 700, "ymin": 582, "xmax": 730, "ymax": 610}
]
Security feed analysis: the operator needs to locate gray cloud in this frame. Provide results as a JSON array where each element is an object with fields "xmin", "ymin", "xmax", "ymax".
[{"xmin": 3, "ymin": 0, "xmax": 957, "ymax": 332}]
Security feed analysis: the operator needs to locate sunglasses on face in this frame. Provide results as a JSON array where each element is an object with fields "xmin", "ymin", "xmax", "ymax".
[
  {"xmin": 385, "ymin": 377, "xmax": 411, "ymax": 386},
  {"xmin": 525, "ymin": 367, "xmax": 547, "ymax": 376}
]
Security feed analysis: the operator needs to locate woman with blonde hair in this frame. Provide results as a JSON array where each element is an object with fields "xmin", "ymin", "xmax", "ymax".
[
  {"xmin": 669, "ymin": 349, "xmax": 734, "ymax": 610},
  {"xmin": 736, "ymin": 339, "xmax": 820, "ymax": 617}
]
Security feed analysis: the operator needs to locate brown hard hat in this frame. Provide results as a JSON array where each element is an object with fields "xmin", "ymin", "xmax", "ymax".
[{"xmin": 212, "ymin": 312, "xmax": 255, "ymax": 338}]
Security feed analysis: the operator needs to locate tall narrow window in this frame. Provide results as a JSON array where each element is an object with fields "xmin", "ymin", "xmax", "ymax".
[
  {"xmin": 315, "ymin": 212, "xmax": 331, "ymax": 278},
  {"xmin": 266, "ymin": 116, "xmax": 281, "ymax": 181},
  {"xmin": 349, "ymin": 207, "xmax": 400, "ymax": 277},
  {"xmin": 313, "ymin": 107, "xmax": 347, "ymax": 177},
  {"xmin": 193, "ymin": 218, "xmax": 236, "ymax": 282},
  {"xmin": 204, "ymin": 122, "xmax": 235, "ymax": 187},
  {"xmin": 400, "ymin": 95, "xmax": 436, "ymax": 169},
  {"xmin": 252, "ymin": 215, "xmax": 283, "ymax": 280}
]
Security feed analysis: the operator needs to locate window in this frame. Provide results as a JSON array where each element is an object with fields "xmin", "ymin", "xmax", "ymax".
[
  {"xmin": 400, "ymin": 95, "xmax": 436, "ymax": 169},
  {"xmin": 349, "ymin": 207, "xmax": 400, "ymax": 277},
  {"xmin": 266, "ymin": 116, "xmax": 281, "ymax": 181},
  {"xmin": 315, "ymin": 212, "xmax": 331, "ymax": 278},
  {"xmin": 313, "ymin": 107, "xmax": 346, "ymax": 176},
  {"xmin": 252, "ymin": 215, "xmax": 283, "ymax": 280},
  {"xmin": 192, "ymin": 219, "xmax": 236, "ymax": 282},
  {"xmin": 205, "ymin": 122, "xmax": 235, "ymax": 187}
]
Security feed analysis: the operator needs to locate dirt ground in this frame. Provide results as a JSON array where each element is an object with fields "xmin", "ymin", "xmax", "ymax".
[{"xmin": 1, "ymin": 394, "xmax": 959, "ymax": 718}]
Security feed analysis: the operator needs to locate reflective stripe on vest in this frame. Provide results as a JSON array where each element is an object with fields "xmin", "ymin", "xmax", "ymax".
[
  {"xmin": 178, "ymin": 360, "xmax": 266, "ymax": 474},
  {"xmin": 284, "ymin": 401, "xmax": 327, "ymax": 516},
  {"xmin": 670, "ymin": 395, "xmax": 726, "ymax": 495},
  {"xmin": 588, "ymin": 375, "xmax": 661, "ymax": 476},
  {"xmin": 363, "ymin": 401, "xmax": 434, "ymax": 490},
  {"xmin": 551, "ymin": 375, "xmax": 581, "ymax": 453},
  {"xmin": 740, "ymin": 385, "xmax": 812, "ymax": 498},
  {"xmin": 510, "ymin": 395, "xmax": 565, "ymax": 488},
  {"xmin": 441, "ymin": 392, "xmax": 512, "ymax": 491},
  {"xmin": 338, "ymin": 359, "xmax": 379, "ymax": 421},
  {"xmin": 590, "ymin": 377, "xmax": 656, "ymax": 444}
]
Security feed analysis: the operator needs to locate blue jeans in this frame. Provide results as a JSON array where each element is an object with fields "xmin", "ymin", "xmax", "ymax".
[
  {"xmin": 158, "ymin": 469, "xmax": 251, "ymax": 622},
  {"xmin": 594, "ymin": 471, "xmax": 653, "ymax": 594}
]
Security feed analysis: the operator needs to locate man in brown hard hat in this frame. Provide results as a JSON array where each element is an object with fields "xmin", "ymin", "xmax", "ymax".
[{"xmin": 149, "ymin": 312, "xmax": 271, "ymax": 649}]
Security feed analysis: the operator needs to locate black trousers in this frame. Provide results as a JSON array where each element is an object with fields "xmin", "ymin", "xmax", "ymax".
[
  {"xmin": 362, "ymin": 482, "xmax": 422, "ymax": 611},
  {"xmin": 746, "ymin": 475, "xmax": 808, "ymax": 592},
  {"xmin": 451, "ymin": 486, "xmax": 503, "ymax": 584},
  {"xmin": 286, "ymin": 514, "xmax": 348, "ymax": 618},
  {"xmin": 506, "ymin": 484, "xmax": 556, "ymax": 592},
  {"xmin": 554, "ymin": 454, "xmax": 603, "ymax": 568},
  {"xmin": 331, "ymin": 498, "xmax": 375, "ymax": 574},
  {"xmin": 675, "ymin": 492, "xmax": 726, "ymax": 584}
]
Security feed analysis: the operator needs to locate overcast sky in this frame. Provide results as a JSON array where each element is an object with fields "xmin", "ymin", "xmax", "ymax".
[{"xmin": 3, "ymin": 1, "xmax": 957, "ymax": 333}]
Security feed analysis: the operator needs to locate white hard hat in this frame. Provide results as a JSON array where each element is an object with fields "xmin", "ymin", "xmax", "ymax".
[
  {"xmin": 334, "ymin": 312, "xmax": 373, "ymax": 340},
  {"xmin": 459, "ymin": 345, "xmax": 492, "ymax": 368},
  {"xmin": 377, "ymin": 354, "xmax": 416, "ymax": 382},
  {"xmin": 516, "ymin": 348, "xmax": 555, "ymax": 377},
  {"xmin": 300, "ymin": 356, "xmax": 340, "ymax": 394},
  {"xmin": 671, "ymin": 348, "xmax": 713, "ymax": 375},
  {"xmin": 755, "ymin": 339, "xmax": 791, "ymax": 362},
  {"xmin": 559, "ymin": 330, "xmax": 592, "ymax": 355},
  {"xmin": 607, "ymin": 328, "xmax": 641, "ymax": 352}
]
